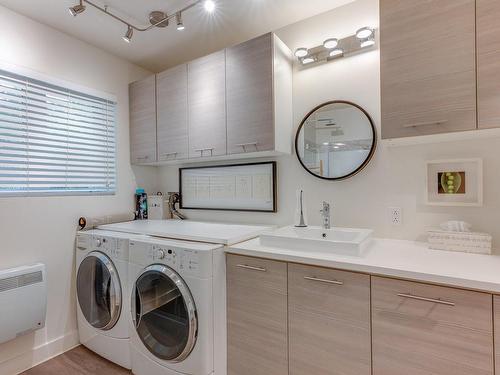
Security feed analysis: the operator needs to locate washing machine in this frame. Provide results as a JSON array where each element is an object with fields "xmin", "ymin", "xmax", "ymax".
[
  {"xmin": 128, "ymin": 236, "xmax": 223, "ymax": 375},
  {"xmin": 75, "ymin": 229, "xmax": 140, "ymax": 369}
]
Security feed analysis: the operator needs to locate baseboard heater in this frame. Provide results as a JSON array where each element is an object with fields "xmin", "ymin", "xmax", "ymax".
[{"xmin": 0, "ymin": 263, "xmax": 47, "ymax": 344}]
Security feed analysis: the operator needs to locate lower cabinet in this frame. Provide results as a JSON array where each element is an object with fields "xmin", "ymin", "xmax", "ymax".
[
  {"xmin": 226, "ymin": 254, "xmax": 288, "ymax": 375},
  {"xmin": 372, "ymin": 276, "xmax": 494, "ymax": 375},
  {"xmin": 494, "ymin": 296, "xmax": 500, "ymax": 374},
  {"xmin": 288, "ymin": 264, "xmax": 371, "ymax": 375}
]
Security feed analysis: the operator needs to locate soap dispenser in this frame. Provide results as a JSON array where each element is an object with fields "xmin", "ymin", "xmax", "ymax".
[{"xmin": 294, "ymin": 189, "xmax": 308, "ymax": 227}]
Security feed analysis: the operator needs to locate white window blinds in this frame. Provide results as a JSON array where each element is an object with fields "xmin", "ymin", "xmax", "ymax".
[{"xmin": 0, "ymin": 69, "xmax": 116, "ymax": 196}]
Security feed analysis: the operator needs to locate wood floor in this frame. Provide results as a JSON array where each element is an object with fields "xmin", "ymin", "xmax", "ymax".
[{"xmin": 21, "ymin": 345, "xmax": 131, "ymax": 375}]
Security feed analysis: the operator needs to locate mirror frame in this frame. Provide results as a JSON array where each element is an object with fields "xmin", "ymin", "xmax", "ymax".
[{"xmin": 294, "ymin": 100, "xmax": 377, "ymax": 181}]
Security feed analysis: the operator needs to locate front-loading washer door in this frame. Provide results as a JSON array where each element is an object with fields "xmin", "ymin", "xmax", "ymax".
[
  {"xmin": 132, "ymin": 264, "xmax": 198, "ymax": 363},
  {"xmin": 77, "ymin": 251, "xmax": 122, "ymax": 331}
]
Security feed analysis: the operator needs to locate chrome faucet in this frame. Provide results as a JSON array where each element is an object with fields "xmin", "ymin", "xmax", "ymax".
[
  {"xmin": 168, "ymin": 192, "xmax": 186, "ymax": 220},
  {"xmin": 320, "ymin": 201, "xmax": 331, "ymax": 230}
]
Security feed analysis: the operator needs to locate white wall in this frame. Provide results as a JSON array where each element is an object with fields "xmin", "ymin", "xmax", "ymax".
[
  {"xmin": 158, "ymin": 0, "xmax": 500, "ymax": 250},
  {"xmin": 0, "ymin": 6, "xmax": 157, "ymax": 374}
]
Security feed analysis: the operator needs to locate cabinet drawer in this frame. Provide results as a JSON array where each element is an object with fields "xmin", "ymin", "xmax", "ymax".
[
  {"xmin": 226, "ymin": 254, "xmax": 287, "ymax": 375},
  {"xmin": 372, "ymin": 276, "xmax": 493, "ymax": 375},
  {"xmin": 288, "ymin": 264, "xmax": 371, "ymax": 375}
]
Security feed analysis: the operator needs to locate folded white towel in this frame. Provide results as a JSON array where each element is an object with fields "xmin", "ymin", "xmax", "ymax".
[{"xmin": 439, "ymin": 220, "xmax": 472, "ymax": 232}]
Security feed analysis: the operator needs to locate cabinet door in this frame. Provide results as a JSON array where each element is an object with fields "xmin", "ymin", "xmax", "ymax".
[
  {"xmin": 380, "ymin": 0, "xmax": 476, "ymax": 139},
  {"xmin": 288, "ymin": 264, "xmax": 371, "ymax": 375},
  {"xmin": 477, "ymin": 0, "xmax": 500, "ymax": 129},
  {"xmin": 129, "ymin": 75, "xmax": 157, "ymax": 164},
  {"xmin": 188, "ymin": 50, "xmax": 226, "ymax": 158},
  {"xmin": 372, "ymin": 276, "xmax": 493, "ymax": 375},
  {"xmin": 226, "ymin": 33, "xmax": 274, "ymax": 154},
  {"xmin": 494, "ymin": 296, "xmax": 500, "ymax": 374},
  {"xmin": 156, "ymin": 65, "xmax": 188, "ymax": 161},
  {"xmin": 226, "ymin": 254, "xmax": 287, "ymax": 375}
]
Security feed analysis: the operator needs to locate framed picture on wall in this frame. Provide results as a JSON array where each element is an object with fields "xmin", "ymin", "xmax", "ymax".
[{"xmin": 425, "ymin": 158, "xmax": 483, "ymax": 206}]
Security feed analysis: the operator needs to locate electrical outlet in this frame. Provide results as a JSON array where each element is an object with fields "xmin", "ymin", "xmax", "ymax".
[{"xmin": 389, "ymin": 207, "xmax": 402, "ymax": 226}]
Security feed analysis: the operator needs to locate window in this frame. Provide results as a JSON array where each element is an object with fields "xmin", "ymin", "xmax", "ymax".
[{"xmin": 0, "ymin": 68, "xmax": 116, "ymax": 196}]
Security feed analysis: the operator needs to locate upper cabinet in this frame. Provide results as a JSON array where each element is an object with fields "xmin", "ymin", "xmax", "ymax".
[
  {"xmin": 380, "ymin": 0, "xmax": 476, "ymax": 139},
  {"xmin": 188, "ymin": 50, "xmax": 227, "ymax": 158},
  {"xmin": 129, "ymin": 32, "xmax": 292, "ymax": 165},
  {"xmin": 477, "ymin": 0, "xmax": 500, "ymax": 129},
  {"xmin": 226, "ymin": 33, "xmax": 292, "ymax": 155},
  {"xmin": 129, "ymin": 75, "xmax": 157, "ymax": 164},
  {"xmin": 157, "ymin": 64, "xmax": 188, "ymax": 161}
]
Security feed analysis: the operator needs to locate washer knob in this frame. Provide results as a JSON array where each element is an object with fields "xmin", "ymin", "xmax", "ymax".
[
  {"xmin": 156, "ymin": 249, "xmax": 166, "ymax": 259},
  {"xmin": 96, "ymin": 239, "xmax": 102, "ymax": 247}
]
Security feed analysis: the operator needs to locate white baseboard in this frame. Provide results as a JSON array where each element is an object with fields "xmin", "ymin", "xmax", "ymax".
[{"xmin": 0, "ymin": 330, "xmax": 80, "ymax": 375}]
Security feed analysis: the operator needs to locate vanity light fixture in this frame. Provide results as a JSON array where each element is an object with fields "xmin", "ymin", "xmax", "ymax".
[
  {"xmin": 296, "ymin": 26, "xmax": 377, "ymax": 69},
  {"xmin": 176, "ymin": 13, "xmax": 185, "ymax": 31},
  {"xmin": 122, "ymin": 26, "xmax": 133, "ymax": 43},
  {"xmin": 295, "ymin": 48, "xmax": 308, "ymax": 58},
  {"xmin": 69, "ymin": 0, "xmax": 86, "ymax": 16},
  {"xmin": 68, "ymin": 0, "xmax": 216, "ymax": 43},
  {"xmin": 323, "ymin": 38, "xmax": 338, "ymax": 49}
]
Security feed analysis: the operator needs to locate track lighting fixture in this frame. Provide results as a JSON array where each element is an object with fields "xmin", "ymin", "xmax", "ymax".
[
  {"xmin": 68, "ymin": 0, "xmax": 216, "ymax": 42},
  {"xmin": 323, "ymin": 38, "xmax": 338, "ymax": 49},
  {"xmin": 176, "ymin": 13, "xmax": 185, "ymax": 31},
  {"xmin": 295, "ymin": 48, "xmax": 308, "ymax": 58},
  {"xmin": 69, "ymin": 1, "xmax": 86, "ymax": 17},
  {"xmin": 356, "ymin": 27, "xmax": 374, "ymax": 40},
  {"xmin": 123, "ymin": 26, "xmax": 133, "ymax": 43}
]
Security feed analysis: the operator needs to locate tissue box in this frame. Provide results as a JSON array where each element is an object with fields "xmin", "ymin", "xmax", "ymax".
[{"xmin": 428, "ymin": 230, "xmax": 492, "ymax": 255}]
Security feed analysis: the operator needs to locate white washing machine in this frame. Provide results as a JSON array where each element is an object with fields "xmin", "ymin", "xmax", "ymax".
[
  {"xmin": 128, "ymin": 236, "xmax": 222, "ymax": 375},
  {"xmin": 75, "ymin": 229, "xmax": 141, "ymax": 369}
]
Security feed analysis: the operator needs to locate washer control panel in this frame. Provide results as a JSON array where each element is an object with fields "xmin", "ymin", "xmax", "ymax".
[
  {"xmin": 129, "ymin": 239, "xmax": 216, "ymax": 278},
  {"xmin": 92, "ymin": 235, "xmax": 129, "ymax": 261}
]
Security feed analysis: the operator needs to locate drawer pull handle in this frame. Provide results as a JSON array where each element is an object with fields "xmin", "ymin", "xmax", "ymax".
[
  {"xmin": 235, "ymin": 142, "xmax": 258, "ymax": 152},
  {"xmin": 304, "ymin": 276, "xmax": 344, "ymax": 286},
  {"xmin": 403, "ymin": 120, "xmax": 448, "ymax": 128},
  {"xmin": 236, "ymin": 264, "xmax": 267, "ymax": 272},
  {"xmin": 194, "ymin": 148, "xmax": 214, "ymax": 156},
  {"xmin": 136, "ymin": 156, "xmax": 149, "ymax": 160},
  {"xmin": 161, "ymin": 152, "xmax": 177, "ymax": 158},
  {"xmin": 397, "ymin": 293, "xmax": 455, "ymax": 306}
]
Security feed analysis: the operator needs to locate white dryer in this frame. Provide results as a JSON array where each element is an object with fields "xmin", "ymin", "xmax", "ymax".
[
  {"xmin": 128, "ymin": 236, "xmax": 222, "ymax": 375},
  {"xmin": 75, "ymin": 230, "xmax": 139, "ymax": 369}
]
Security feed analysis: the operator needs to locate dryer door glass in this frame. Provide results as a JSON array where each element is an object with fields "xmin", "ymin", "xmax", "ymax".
[
  {"xmin": 133, "ymin": 264, "xmax": 197, "ymax": 362},
  {"xmin": 77, "ymin": 252, "xmax": 122, "ymax": 330}
]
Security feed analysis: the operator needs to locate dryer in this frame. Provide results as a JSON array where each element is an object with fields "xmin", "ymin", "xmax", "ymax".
[
  {"xmin": 75, "ymin": 230, "xmax": 139, "ymax": 369},
  {"xmin": 128, "ymin": 236, "xmax": 222, "ymax": 375}
]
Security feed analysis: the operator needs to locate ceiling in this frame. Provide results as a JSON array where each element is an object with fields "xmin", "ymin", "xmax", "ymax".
[{"xmin": 0, "ymin": 0, "xmax": 354, "ymax": 72}]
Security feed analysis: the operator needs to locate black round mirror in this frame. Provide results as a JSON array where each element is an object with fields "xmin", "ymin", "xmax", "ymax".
[{"xmin": 295, "ymin": 101, "xmax": 376, "ymax": 180}]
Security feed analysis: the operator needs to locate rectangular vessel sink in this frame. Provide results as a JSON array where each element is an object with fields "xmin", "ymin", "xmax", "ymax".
[{"xmin": 259, "ymin": 226, "xmax": 373, "ymax": 255}]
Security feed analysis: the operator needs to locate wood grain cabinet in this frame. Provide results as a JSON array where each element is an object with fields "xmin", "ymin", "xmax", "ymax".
[
  {"xmin": 226, "ymin": 254, "xmax": 288, "ymax": 375},
  {"xmin": 477, "ymin": 0, "xmax": 500, "ymax": 129},
  {"xmin": 156, "ymin": 64, "xmax": 188, "ymax": 161},
  {"xmin": 226, "ymin": 33, "xmax": 293, "ymax": 155},
  {"xmin": 380, "ymin": 0, "xmax": 477, "ymax": 139},
  {"xmin": 129, "ymin": 75, "xmax": 157, "ymax": 164},
  {"xmin": 372, "ymin": 276, "xmax": 494, "ymax": 375},
  {"xmin": 494, "ymin": 296, "xmax": 500, "ymax": 374},
  {"xmin": 288, "ymin": 264, "xmax": 371, "ymax": 375},
  {"xmin": 188, "ymin": 50, "xmax": 227, "ymax": 158}
]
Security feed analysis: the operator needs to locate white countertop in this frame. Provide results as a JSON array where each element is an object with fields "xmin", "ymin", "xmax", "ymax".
[
  {"xmin": 97, "ymin": 220, "xmax": 273, "ymax": 245},
  {"xmin": 228, "ymin": 237, "xmax": 500, "ymax": 293}
]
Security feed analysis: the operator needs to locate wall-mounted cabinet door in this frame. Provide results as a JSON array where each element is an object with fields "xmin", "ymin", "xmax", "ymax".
[
  {"xmin": 288, "ymin": 264, "xmax": 371, "ymax": 375},
  {"xmin": 372, "ymin": 276, "xmax": 493, "ymax": 375},
  {"xmin": 130, "ymin": 75, "xmax": 157, "ymax": 164},
  {"xmin": 226, "ymin": 33, "xmax": 274, "ymax": 155},
  {"xmin": 380, "ymin": 0, "xmax": 476, "ymax": 139},
  {"xmin": 156, "ymin": 65, "xmax": 188, "ymax": 161},
  {"xmin": 477, "ymin": 0, "xmax": 500, "ymax": 129},
  {"xmin": 226, "ymin": 254, "xmax": 288, "ymax": 375},
  {"xmin": 188, "ymin": 50, "xmax": 226, "ymax": 158}
]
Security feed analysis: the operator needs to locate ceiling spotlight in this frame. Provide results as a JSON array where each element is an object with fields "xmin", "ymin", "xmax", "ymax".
[
  {"xmin": 356, "ymin": 27, "xmax": 374, "ymax": 40},
  {"xmin": 323, "ymin": 38, "xmax": 338, "ymax": 49},
  {"xmin": 302, "ymin": 56, "xmax": 315, "ymax": 65},
  {"xmin": 204, "ymin": 0, "xmax": 215, "ymax": 13},
  {"xmin": 360, "ymin": 37, "xmax": 375, "ymax": 48},
  {"xmin": 329, "ymin": 48, "xmax": 343, "ymax": 58},
  {"xmin": 69, "ymin": 1, "xmax": 86, "ymax": 17},
  {"xmin": 295, "ymin": 48, "xmax": 308, "ymax": 58},
  {"xmin": 123, "ymin": 26, "xmax": 133, "ymax": 43},
  {"xmin": 176, "ymin": 13, "xmax": 185, "ymax": 30}
]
